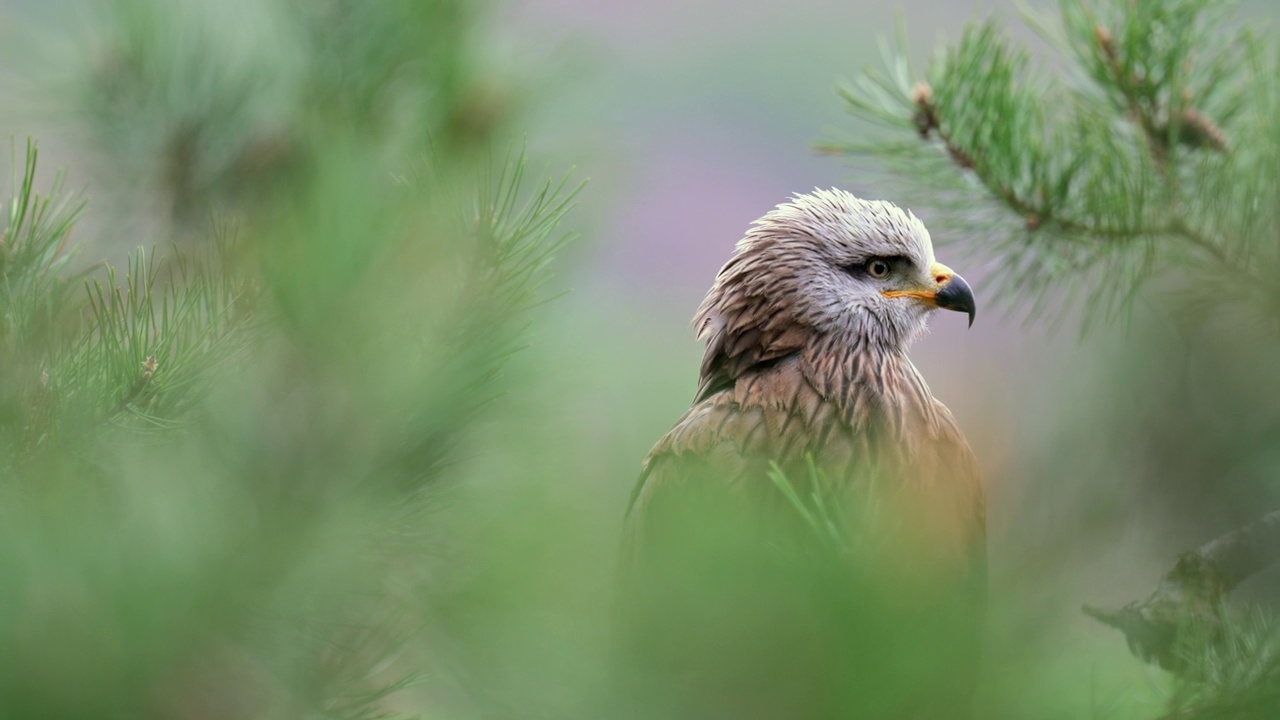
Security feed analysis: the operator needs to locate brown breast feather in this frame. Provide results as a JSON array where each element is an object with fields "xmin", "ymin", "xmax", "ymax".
[{"xmin": 625, "ymin": 346, "xmax": 986, "ymax": 585}]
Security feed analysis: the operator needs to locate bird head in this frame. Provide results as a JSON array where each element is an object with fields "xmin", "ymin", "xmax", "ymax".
[{"xmin": 696, "ymin": 189, "xmax": 975, "ymax": 359}]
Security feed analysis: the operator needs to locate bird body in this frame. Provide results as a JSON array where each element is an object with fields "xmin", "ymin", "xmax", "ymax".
[
  {"xmin": 631, "ymin": 342, "xmax": 983, "ymax": 577},
  {"xmin": 619, "ymin": 189, "xmax": 986, "ymax": 720}
]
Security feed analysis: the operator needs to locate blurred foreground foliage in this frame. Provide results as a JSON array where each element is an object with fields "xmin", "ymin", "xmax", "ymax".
[
  {"xmin": 5, "ymin": 0, "xmax": 1279, "ymax": 718},
  {"xmin": 70, "ymin": 0, "xmax": 512, "ymax": 228},
  {"xmin": 835, "ymin": 0, "xmax": 1280, "ymax": 717},
  {"xmin": 0, "ymin": 0, "xmax": 579, "ymax": 717},
  {"xmin": 0, "ymin": 135, "xmax": 577, "ymax": 718}
]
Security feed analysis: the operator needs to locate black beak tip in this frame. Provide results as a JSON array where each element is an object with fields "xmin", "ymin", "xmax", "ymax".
[{"xmin": 935, "ymin": 273, "xmax": 977, "ymax": 328}]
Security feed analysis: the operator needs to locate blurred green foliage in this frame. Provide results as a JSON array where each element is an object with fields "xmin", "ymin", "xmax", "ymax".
[
  {"xmin": 0, "ymin": 0, "xmax": 1276, "ymax": 718},
  {"xmin": 70, "ymin": 0, "xmax": 509, "ymax": 226},
  {"xmin": 0, "ymin": 0, "xmax": 577, "ymax": 716},
  {"xmin": 0, "ymin": 138, "xmax": 577, "ymax": 718}
]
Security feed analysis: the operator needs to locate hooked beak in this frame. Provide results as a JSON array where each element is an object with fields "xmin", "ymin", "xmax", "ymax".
[{"xmin": 883, "ymin": 262, "xmax": 977, "ymax": 328}]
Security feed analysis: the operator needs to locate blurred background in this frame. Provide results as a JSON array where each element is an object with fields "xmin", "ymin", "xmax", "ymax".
[{"xmin": 0, "ymin": 0, "xmax": 1277, "ymax": 718}]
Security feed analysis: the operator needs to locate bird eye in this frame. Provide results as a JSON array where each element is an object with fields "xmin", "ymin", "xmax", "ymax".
[{"xmin": 867, "ymin": 259, "xmax": 891, "ymax": 279}]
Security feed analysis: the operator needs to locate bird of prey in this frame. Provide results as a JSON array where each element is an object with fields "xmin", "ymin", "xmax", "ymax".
[{"xmin": 619, "ymin": 189, "xmax": 985, "ymax": 720}]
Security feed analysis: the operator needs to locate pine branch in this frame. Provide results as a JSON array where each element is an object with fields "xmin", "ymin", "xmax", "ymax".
[
  {"xmin": 913, "ymin": 79, "xmax": 1145, "ymax": 239},
  {"xmin": 1093, "ymin": 24, "xmax": 1174, "ymax": 171},
  {"xmin": 832, "ymin": 0, "xmax": 1271, "ymax": 328}
]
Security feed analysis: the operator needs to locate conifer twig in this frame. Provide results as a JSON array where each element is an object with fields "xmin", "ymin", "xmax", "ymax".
[
  {"xmin": 912, "ymin": 80, "xmax": 1249, "ymax": 279},
  {"xmin": 1094, "ymin": 24, "xmax": 1171, "ymax": 171}
]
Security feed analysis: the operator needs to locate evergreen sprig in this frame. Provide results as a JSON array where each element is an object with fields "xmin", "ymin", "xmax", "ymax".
[
  {"xmin": 828, "ymin": 0, "xmax": 1277, "ymax": 330},
  {"xmin": 0, "ymin": 139, "xmax": 85, "ymax": 348},
  {"xmin": 73, "ymin": 240, "xmax": 256, "ymax": 430}
]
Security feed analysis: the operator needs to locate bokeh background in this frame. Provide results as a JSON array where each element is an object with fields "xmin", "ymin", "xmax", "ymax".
[{"xmin": 0, "ymin": 0, "xmax": 1278, "ymax": 717}]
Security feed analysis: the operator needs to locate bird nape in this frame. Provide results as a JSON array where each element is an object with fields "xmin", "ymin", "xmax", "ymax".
[{"xmin": 617, "ymin": 189, "xmax": 986, "ymax": 720}]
